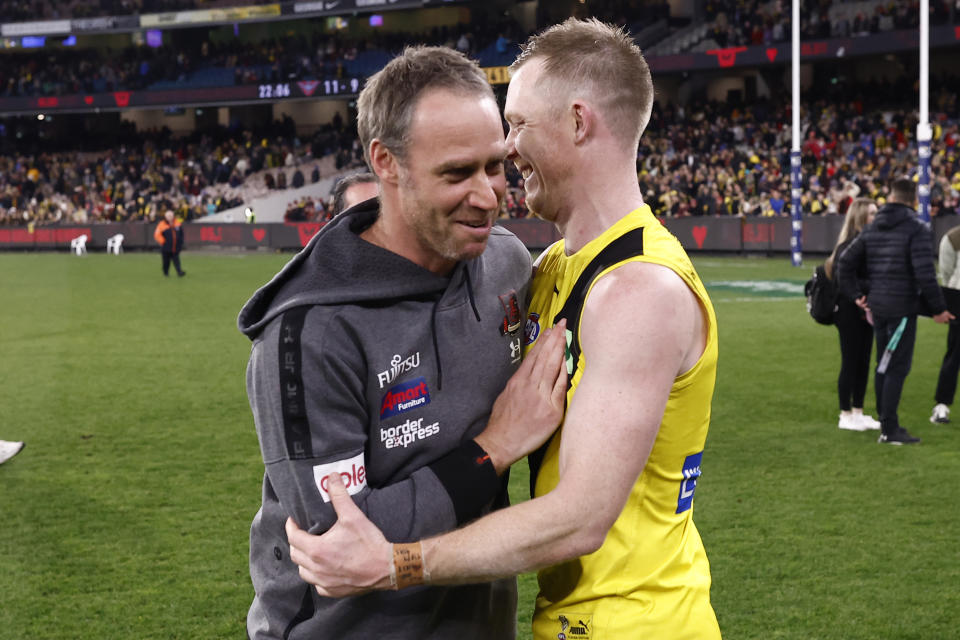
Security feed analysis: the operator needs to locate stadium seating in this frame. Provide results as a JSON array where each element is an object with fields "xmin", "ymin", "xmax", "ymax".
[
  {"xmin": 70, "ymin": 234, "xmax": 87, "ymax": 255},
  {"xmin": 106, "ymin": 233, "xmax": 124, "ymax": 254}
]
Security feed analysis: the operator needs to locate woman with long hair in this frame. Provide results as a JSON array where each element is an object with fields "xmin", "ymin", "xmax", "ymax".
[{"xmin": 826, "ymin": 197, "xmax": 881, "ymax": 431}]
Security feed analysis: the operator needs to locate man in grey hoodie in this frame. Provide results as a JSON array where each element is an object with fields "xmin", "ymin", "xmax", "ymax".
[{"xmin": 238, "ymin": 46, "xmax": 567, "ymax": 639}]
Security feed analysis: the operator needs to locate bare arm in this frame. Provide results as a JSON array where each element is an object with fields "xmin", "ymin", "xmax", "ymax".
[{"xmin": 288, "ymin": 261, "xmax": 706, "ymax": 594}]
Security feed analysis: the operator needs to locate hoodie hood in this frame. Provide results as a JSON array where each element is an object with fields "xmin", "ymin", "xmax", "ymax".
[
  {"xmin": 238, "ymin": 199, "xmax": 452, "ymax": 339},
  {"xmin": 874, "ymin": 202, "xmax": 916, "ymax": 230}
]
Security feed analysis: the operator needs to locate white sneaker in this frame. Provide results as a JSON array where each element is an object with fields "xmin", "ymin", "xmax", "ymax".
[
  {"xmin": 930, "ymin": 403, "xmax": 950, "ymax": 424},
  {"xmin": 839, "ymin": 414, "xmax": 868, "ymax": 431},
  {"xmin": 855, "ymin": 414, "xmax": 881, "ymax": 430},
  {"xmin": 0, "ymin": 440, "xmax": 24, "ymax": 465}
]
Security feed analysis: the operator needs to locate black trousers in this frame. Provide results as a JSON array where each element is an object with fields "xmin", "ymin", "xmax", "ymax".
[
  {"xmin": 162, "ymin": 252, "xmax": 183, "ymax": 276},
  {"xmin": 835, "ymin": 300, "xmax": 873, "ymax": 411},
  {"xmin": 934, "ymin": 322, "xmax": 960, "ymax": 405},
  {"xmin": 873, "ymin": 314, "xmax": 917, "ymax": 434}
]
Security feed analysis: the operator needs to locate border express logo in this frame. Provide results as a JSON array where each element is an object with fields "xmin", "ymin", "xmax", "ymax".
[{"xmin": 380, "ymin": 376, "xmax": 431, "ymax": 419}]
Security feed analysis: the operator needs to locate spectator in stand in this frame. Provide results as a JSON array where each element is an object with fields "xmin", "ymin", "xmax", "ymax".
[
  {"xmin": 331, "ymin": 172, "xmax": 378, "ymax": 216},
  {"xmin": 154, "ymin": 209, "xmax": 186, "ymax": 277}
]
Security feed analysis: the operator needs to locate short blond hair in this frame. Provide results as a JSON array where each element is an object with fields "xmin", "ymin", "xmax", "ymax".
[{"xmin": 511, "ymin": 18, "xmax": 654, "ymax": 152}]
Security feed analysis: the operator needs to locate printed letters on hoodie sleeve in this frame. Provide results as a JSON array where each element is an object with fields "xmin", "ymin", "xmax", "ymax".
[{"xmin": 247, "ymin": 309, "xmax": 459, "ymax": 542}]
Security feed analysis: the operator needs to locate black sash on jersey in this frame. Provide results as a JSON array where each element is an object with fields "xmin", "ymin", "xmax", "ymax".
[{"xmin": 528, "ymin": 226, "xmax": 646, "ymax": 496}]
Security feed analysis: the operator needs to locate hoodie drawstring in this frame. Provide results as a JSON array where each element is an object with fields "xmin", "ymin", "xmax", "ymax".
[
  {"xmin": 431, "ymin": 265, "xmax": 482, "ymax": 391},
  {"xmin": 462, "ymin": 265, "xmax": 481, "ymax": 322},
  {"xmin": 431, "ymin": 299, "xmax": 443, "ymax": 391}
]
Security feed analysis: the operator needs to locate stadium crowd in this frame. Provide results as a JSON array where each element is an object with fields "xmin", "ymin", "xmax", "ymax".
[
  {"xmin": 0, "ymin": 0, "xmax": 255, "ymax": 21},
  {"xmin": 703, "ymin": 0, "xmax": 956, "ymax": 48},
  {"xmin": 0, "ymin": 18, "xmax": 525, "ymax": 98},
  {"xmin": 7, "ymin": 0, "xmax": 953, "ymax": 98},
  {"xmin": 0, "ymin": 113, "xmax": 362, "ymax": 226},
  {"xmin": 634, "ymin": 77, "xmax": 960, "ymax": 218},
  {"xmin": 3, "ymin": 76, "xmax": 959, "ymax": 227}
]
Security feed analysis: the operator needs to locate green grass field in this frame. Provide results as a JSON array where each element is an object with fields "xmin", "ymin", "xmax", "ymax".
[{"xmin": 1, "ymin": 251, "xmax": 958, "ymax": 639}]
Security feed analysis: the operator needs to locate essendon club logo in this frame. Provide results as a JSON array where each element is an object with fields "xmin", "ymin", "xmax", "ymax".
[
  {"xmin": 298, "ymin": 80, "xmax": 320, "ymax": 97},
  {"xmin": 499, "ymin": 290, "xmax": 522, "ymax": 336},
  {"xmin": 380, "ymin": 377, "xmax": 431, "ymax": 419}
]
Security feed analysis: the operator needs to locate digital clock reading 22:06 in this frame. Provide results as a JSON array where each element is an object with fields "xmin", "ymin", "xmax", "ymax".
[{"xmin": 258, "ymin": 79, "xmax": 362, "ymax": 100}]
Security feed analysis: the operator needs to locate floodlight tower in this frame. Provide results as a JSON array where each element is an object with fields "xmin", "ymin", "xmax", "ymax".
[
  {"xmin": 918, "ymin": 0, "xmax": 932, "ymax": 222},
  {"xmin": 790, "ymin": 0, "xmax": 803, "ymax": 266}
]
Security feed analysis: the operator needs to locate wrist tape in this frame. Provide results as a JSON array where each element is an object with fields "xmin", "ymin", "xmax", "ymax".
[{"xmin": 390, "ymin": 542, "xmax": 429, "ymax": 590}]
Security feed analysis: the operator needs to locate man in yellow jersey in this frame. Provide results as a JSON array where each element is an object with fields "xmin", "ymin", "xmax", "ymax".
[{"xmin": 286, "ymin": 18, "xmax": 722, "ymax": 639}]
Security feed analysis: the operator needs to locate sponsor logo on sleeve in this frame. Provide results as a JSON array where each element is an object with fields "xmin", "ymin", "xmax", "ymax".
[
  {"xmin": 676, "ymin": 451, "xmax": 703, "ymax": 514},
  {"xmin": 376, "ymin": 352, "xmax": 421, "ymax": 388},
  {"xmin": 524, "ymin": 312, "xmax": 541, "ymax": 346},
  {"xmin": 380, "ymin": 376, "xmax": 431, "ymax": 419},
  {"xmin": 380, "ymin": 417, "xmax": 440, "ymax": 449},
  {"xmin": 312, "ymin": 452, "xmax": 367, "ymax": 503}
]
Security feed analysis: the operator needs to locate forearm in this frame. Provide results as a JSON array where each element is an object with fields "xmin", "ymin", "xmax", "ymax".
[{"xmin": 420, "ymin": 485, "xmax": 605, "ymax": 586}]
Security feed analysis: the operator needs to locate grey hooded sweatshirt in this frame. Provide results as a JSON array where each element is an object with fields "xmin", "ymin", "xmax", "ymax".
[{"xmin": 238, "ymin": 201, "xmax": 531, "ymax": 639}]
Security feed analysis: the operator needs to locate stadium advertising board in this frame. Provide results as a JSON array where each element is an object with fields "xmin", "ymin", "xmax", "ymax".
[
  {"xmin": 291, "ymin": 0, "xmax": 422, "ymax": 15},
  {"xmin": 70, "ymin": 15, "xmax": 140, "ymax": 33},
  {"xmin": 1, "ymin": 79, "xmax": 363, "ymax": 116},
  {"xmin": 0, "ymin": 19, "xmax": 70, "ymax": 37},
  {"xmin": 7, "ymin": 217, "xmax": 946, "ymax": 253},
  {"xmin": 139, "ymin": 4, "xmax": 282, "ymax": 28}
]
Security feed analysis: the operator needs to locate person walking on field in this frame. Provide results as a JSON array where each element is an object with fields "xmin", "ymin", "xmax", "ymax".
[
  {"xmin": 837, "ymin": 178, "xmax": 954, "ymax": 445},
  {"xmin": 826, "ymin": 198, "xmax": 881, "ymax": 432},
  {"xmin": 930, "ymin": 223, "xmax": 960, "ymax": 424},
  {"xmin": 154, "ymin": 210, "xmax": 186, "ymax": 277}
]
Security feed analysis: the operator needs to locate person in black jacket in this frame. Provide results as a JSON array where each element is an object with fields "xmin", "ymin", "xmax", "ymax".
[
  {"xmin": 826, "ymin": 198, "xmax": 880, "ymax": 432},
  {"xmin": 837, "ymin": 178, "xmax": 954, "ymax": 444}
]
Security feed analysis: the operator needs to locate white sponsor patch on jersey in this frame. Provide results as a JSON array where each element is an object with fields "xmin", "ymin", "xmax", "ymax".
[{"xmin": 312, "ymin": 452, "xmax": 367, "ymax": 503}]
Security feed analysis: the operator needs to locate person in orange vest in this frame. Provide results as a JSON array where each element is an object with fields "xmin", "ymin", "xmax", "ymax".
[{"xmin": 154, "ymin": 210, "xmax": 186, "ymax": 277}]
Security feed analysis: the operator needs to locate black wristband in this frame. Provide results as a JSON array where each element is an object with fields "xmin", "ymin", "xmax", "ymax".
[{"xmin": 428, "ymin": 439, "xmax": 500, "ymax": 525}]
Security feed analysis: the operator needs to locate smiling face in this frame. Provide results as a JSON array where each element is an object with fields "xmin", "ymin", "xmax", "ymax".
[
  {"xmin": 394, "ymin": 88, "xmax": 507, "ymax": 273},
  {"xmin": 504, "ymin": 59, "xmax": 569, "ymax": 222}
]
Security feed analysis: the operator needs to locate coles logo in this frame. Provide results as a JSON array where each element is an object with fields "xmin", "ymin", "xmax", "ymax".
[
  {"xmin": 524, "ymin": 312, "xmax": 541, "ymax": 346},
  {"xmin": 312, "ymin": 452, "xmax": 367, "ymax": 503},
  {"xmin": 380, "ymin": 376, "xmax": 431, "ymax": 419}
]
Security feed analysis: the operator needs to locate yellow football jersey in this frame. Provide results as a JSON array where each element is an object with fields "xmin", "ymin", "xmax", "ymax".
[{"xmin": 526, "ymin": 205, "xmax": 721, "ymax": 640}]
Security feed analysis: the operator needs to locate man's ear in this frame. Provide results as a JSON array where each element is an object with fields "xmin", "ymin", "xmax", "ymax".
[
  {"xmin": 571, "ymin": 100, "xmax": 595, "ymax": 145},
  {"xmin": 370, "ymin": 139, "xmax": 400, "ymax": 185}
]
